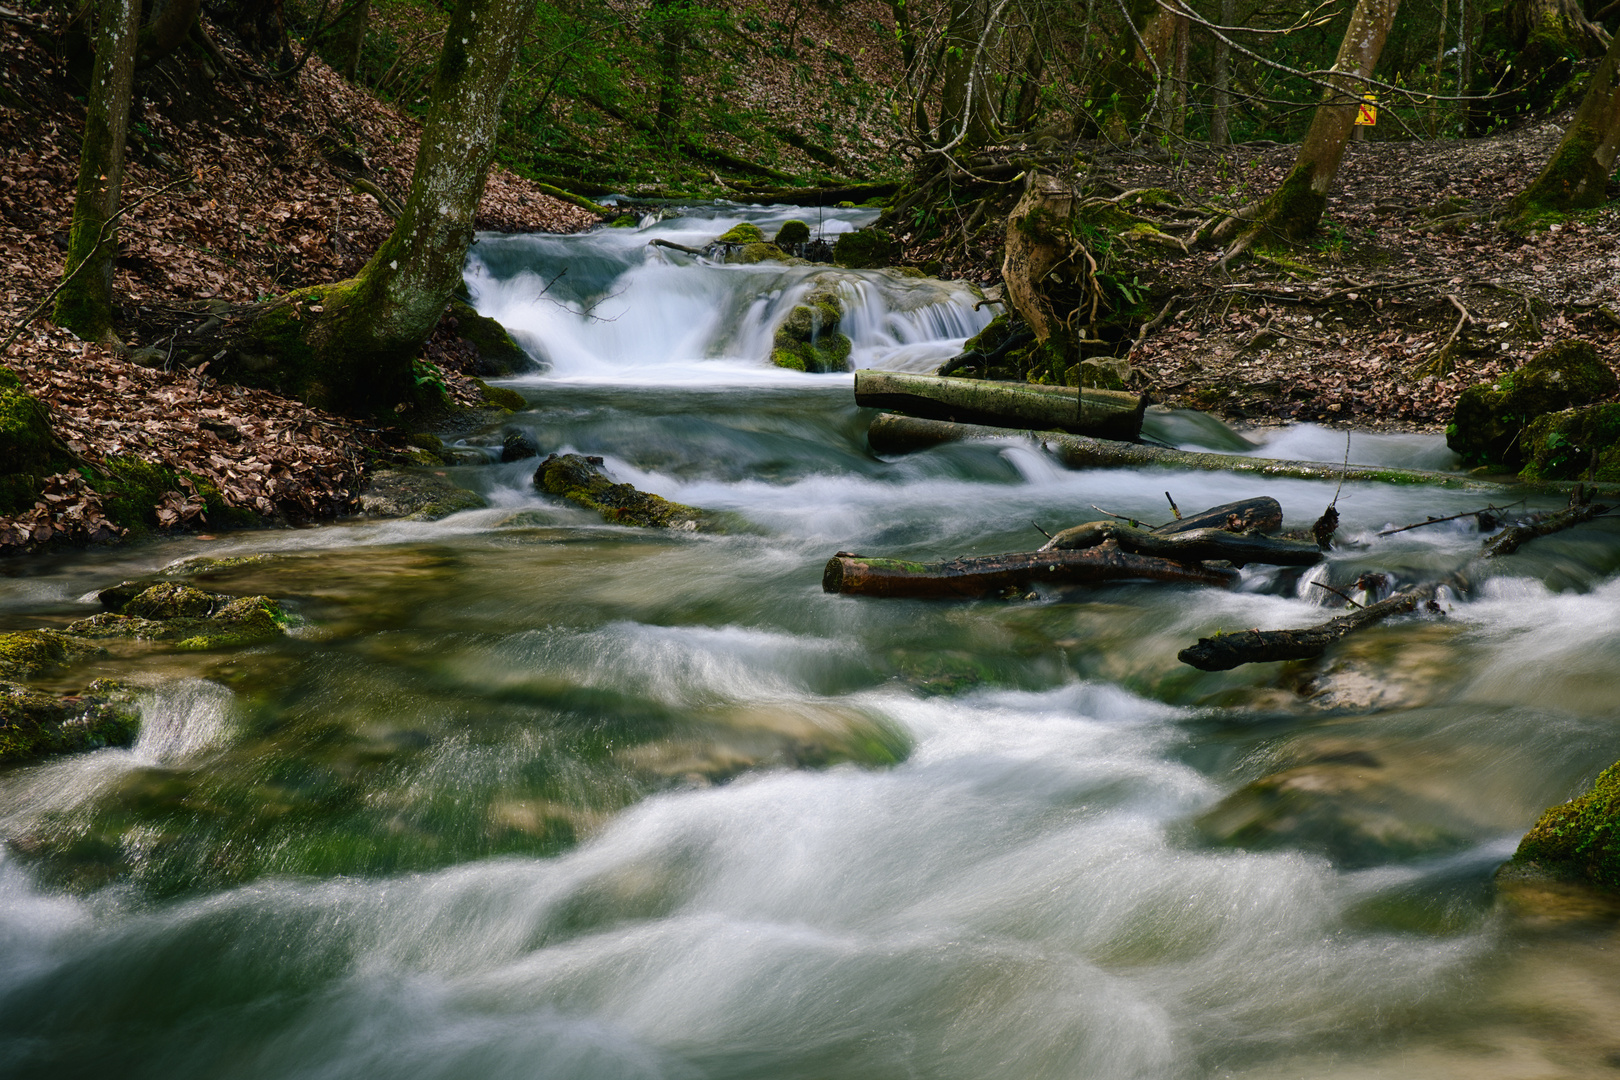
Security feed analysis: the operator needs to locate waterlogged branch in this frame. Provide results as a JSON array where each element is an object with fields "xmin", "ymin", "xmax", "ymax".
[{"xmin": 1178, "ymin": 584, "xmax": 1437, "ymax": 670}]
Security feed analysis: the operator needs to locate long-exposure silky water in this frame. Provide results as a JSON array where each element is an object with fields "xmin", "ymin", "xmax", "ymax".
[{"xmin": 3, "ymin": 205, "xmax": 1620, "ymax": 1080}]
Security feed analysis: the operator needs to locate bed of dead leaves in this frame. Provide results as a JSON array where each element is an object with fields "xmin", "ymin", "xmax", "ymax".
[
  {"xmin": 0, "ymin": 8, "xmax": 596, "ymax": 555},
  {"xmin": 911, "ymin": 124, "xmax": 1620, "ymax": 431}
]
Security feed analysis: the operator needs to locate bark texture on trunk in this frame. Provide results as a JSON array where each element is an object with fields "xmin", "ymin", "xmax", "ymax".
[
  {"xmin": 53, "ymin": 0, "xmax": 142, "ymax": 344},
  {"xmin": 236, "ymin": 0, "xmax": 533, "ymax": 414},
  {"xmin": 1509, "ymin": 29, "xmax": 1620, "ymax": 217},
  {"xmin": 1210, "ymin": 0, "xmax": 1399, "ymax": 246}
]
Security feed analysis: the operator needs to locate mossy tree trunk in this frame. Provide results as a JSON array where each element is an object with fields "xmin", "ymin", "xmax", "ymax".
[
  {"xmin": 1507, "ymin": 28, "xmax": 1620, "ymax": 220},
  {"xmin": 223, "ymin": 0, "xmax": 533, "ymax": 415},
  {"xmin": 53, "ymin": 0, "xmax": 142, "ymax": 345},
  {"xmin": 650, "ymin": 0, "xmax": 694, "ymax": 145},
  {"xmin": 1206, "ymin": 0, "xmax": 1399, "ymax": 252}
]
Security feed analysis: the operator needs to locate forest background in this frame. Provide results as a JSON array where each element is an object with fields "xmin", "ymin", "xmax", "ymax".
[{"xmin": 0, "ymin": 0, "xmax": 1618, "ymax": 553}]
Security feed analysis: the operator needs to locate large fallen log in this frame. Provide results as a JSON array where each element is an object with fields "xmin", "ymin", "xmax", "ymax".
[
  {"xmin": 822, "ymin": 545, "xmax": 1239, "ymax": 598},
  {"xmin": 854, "ymin": 371, "xmax": 1146, "ymax": 441},
  {"xmin": 1177, "ymin": 585, "xmax": 1437, "ymax": 671},
  {"xmin": 1156, "ymin": 496, "xmax": 1282, "ymax": 535},
  {"xmin": 1039, "ymin": 521, "xmax": 1322, "ymax": 568},
  {"xmin": 866, "ymin": 414, "xmax": 1517, "ymax": 491}
]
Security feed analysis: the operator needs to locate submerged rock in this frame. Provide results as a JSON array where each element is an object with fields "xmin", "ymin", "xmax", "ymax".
[
  {"xmin": 1196, "ymin": 750, "xmax": 1474, "ymax": 868},
  {"xmin": 771, "ymin": 284, "xmax": 852, "ymax": 373},
  {"xmin": 357, "ymin": 469, "xmax": 488, "ymax": 520},
  {"xmin": 69, "ymin": 586, "xmax": 293, "ymax": 650},
  {"xmin": 500, "ymin": 427, "xmax": 540, "ymax": 462},
  {"xmin": 0, "ymin": 678, "xmax": 140, "ymax": 763},
  {"xmin": 1446, "ymin": 340, "xmax": 1619, "ymax": 469},
  {"xmin": 533, "ymin": 453, "xmax": 704, "ymax": 529}
]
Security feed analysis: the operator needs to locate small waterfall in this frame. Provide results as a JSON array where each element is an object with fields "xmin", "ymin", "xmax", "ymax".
[{"xmin": 463, "ymin": 205, "xmax": 991, "ymax": 383}]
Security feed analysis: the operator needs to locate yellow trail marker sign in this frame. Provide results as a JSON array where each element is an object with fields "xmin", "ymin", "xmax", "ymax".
[{"xmin": 1355, "ymin": 93, "xmax": 1378, "ymax": 126}]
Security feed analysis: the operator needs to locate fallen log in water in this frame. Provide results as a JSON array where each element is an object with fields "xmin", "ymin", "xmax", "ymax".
[
  {"xmin": 853, "ymin": 371, "xmax": 1146, "ymax": 441},
  {"xmin": 822, "ymin": 545, "xmax": 1239, "ymax": 598},
  {"xmin": 1482, "ymin": 500, "xmax": 1613, "ymax": 557},
  {"xmin": 1156, "ymin": 496, "xmax": 1282, "ymax": 535},
  {"xmin": 1038, "ymin": 521, "xmax": 1322, "ymax": 568},
  {"xmin": 1177, "ymin": 585, "xmax": 1437, "ymax": 671},
  {"xmin": 866, "ymin": 414, "xmax": 1511, "ymax": 491}
]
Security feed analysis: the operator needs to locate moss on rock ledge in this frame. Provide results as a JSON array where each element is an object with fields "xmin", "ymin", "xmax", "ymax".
[
  {"xmin": 68, "ymin": 585, "xmax": 294, "ymax": 650},
  {"xmin": 1520, "ymin": 402, "xmax": 1620, "ymax": 482},
  {"xmin": 1504, "ymin": 761, "xmax": 1620, "ymax": 894},
  {"xmin": 0, "ymin": 679, "xmax": 140, "ymax": 763},
  {"xmin": 1446, "ymin": 340, "xmax": 1619, "ymax": 469},
  {"xmin": 534, "ymin": 453, "xmax": 704, "ymax": 529}
]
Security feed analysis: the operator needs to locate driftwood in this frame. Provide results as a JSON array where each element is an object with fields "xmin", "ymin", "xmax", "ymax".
[
  {"xmin": 822, "ymin": 546, "xmax": 1239, "ymax": 599},
  {"xmin": 1482, "ymin": 501, "xmax": 1613, "ymax": 557},
  {"xmin": 1178, "ymin": 585, "xmax": 1437, "ymax": 671},
  {"xmin": 865, "ymin": 414, "xmax": 1551, "ymax": 492},
  {"xmin": 1155, "ymin": 496, "xmax": 1282, "ymax": 535},
  {"xmin": 649, "ymin": 238, "xmax": 705, "ymax": 256},
  {"xmin": 1038, "ymin": 521, "xmax": 1322, "ymax": 568},
  {"xmin": 854, "ymin": 371, "xmax": 1146, "ymax": 441}
]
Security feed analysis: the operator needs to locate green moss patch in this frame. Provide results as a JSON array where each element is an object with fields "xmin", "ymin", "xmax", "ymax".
[
  {"xmin": 1521, "ymin": 402, "xmax": 1620, "ymax": 482},
  {"xmin": 68, "ymin": 588, "xmax": 293, "ymax": 650},
  {"xmin": 774, "ymin": 220, "xmax": 811, "ymax": 247},
  {"xmin": 771, "ymin": 284, "xmax": 852, "ymax": 373},
  {"xmin": 533, "ymin": 453, "xmax": 705, "ymax": 529},
  {"xmin": 714, "ymin": 222, "xmax": 767, "ymax": 245},
  {"xmin": 0, "ymin": 679, "xmax": 140, "ymax": 764},
  {"xmin": 1507, "ymin": 761, "xmax": 1620, "ymax": 893},
  {"xmin": 0, "ymin": 630, "xmax": 107, "ymax": 681},
  {"xmin": 724, "ymin": 242, "xmax": 790, "ymax": 265},
  {"xmin": 832, "ymin": 227, "xmax": 900, "ymax": 269},
  {"xmin": 1446, "ymin": 340, "xmax": 1619, "ymax": 469},
  {"xmin": 449, "ymin": 300, "xmax": 531, "ymax": 375}
]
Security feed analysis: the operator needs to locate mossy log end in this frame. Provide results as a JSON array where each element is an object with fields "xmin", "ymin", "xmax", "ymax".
[
  {"xmin": 865, "ymin": 413, "xmax": 1606, "ymax": 493},
  {"xmin": 1040, "ymin": 521, "xmax": 1322, "ymax": 568},
  {"xmin": 1178, "ymin": 585, "xmax": 1437, "ymax": 671},
  {"xmin": 854, "ymin": 371, "xmax": 1146, "ymax": 441},
  {"xmin": 822, "ymin": 546, "xmax": 1239, "ymax": 599}
]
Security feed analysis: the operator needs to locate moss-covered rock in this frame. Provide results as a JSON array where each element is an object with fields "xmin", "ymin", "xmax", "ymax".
[
  {"xmin": 0, "ymin": 365, "xmax": 63, "ymax": 515},
  {"xmin": 356, "ymin": 468, "xmax": 488, "ymax": 520},
  {"xmin": 831, "ymin": 227, "xmax": 901, "ymax": 269},
  {"xmin": 1519, "ymin": 402, "xmax": 1620, "ymax": 482},
  {"xmin": 68, "ymin": 592, "xmax": 293, "ymax": 649},
  {"xmin": 0, "ymin": 630, "xmax": 106, "ymax": 681},
  {"xmin": 533, "ymin": 453, "xmax": 704, "ymax": 529},
  {"xmin": 0, "ymin": 679, "xmax": 140, "ymax": 763},
  {"xmin": 1504, "ymin": 761, "xmax": 1620, "ymax": 893},
  {"xmin": 472, "ymin": 379, "xmax": 527, "ymax": 411},
  {"xmin": 1445, "ymin": 340, "xmax": 1619, "ymax": 469},
  {"xmin": 88, "ymin": 456, "xmax": 257, "ymax": 534},
  {"xmin": 774, "ymin": 220, "xmax": 811, "ymax": 247},
  {"xmin": 771, "ymin": 284, "xmax": 852, "ymax": 374},
  {"xmin": 714, "ymin": 222, "xmax": 767, "ymax": 245},
  {"xmin": 448, "ymin": 299, "xmax": 530, "ymax": 375},
  {"xmin": 724, "ymin": 242, "xmax": 790, "ymax": 265}
]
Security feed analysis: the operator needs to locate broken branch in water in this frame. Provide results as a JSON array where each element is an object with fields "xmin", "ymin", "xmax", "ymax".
[
  {"xmin": 823, "ymin": 545, "xmax": 1240, "ymax": 598},
  {"xmin": 1178, "ymin": 584, "xmax": 1438, "ymax": 671},
  {"xmin": 1378, "ymin": 500, "xmax": 1524, "ymax": 536},
  {"xmin": 1482, "ymin": 501, "xmax": 1613, "ymax": 558}
]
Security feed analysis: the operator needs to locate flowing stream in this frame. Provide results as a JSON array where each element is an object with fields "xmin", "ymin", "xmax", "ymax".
[{"xmin": 3, "ymin": 204, "xmax": 1620, "ymax": 1080}]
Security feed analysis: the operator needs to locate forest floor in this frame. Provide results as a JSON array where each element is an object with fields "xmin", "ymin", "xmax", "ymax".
[
  {"xmin": 1033, "ymin": 125, "xmax": 1620, "ymax": 431},
  {"xmin": 0, "ymin": 9, "xmax": 595, "ymax": 553}
]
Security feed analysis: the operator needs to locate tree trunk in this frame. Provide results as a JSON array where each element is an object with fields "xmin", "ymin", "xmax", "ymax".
[
  {"xmin": 53, "ymin": 0, "xmax": 142, "ymax": 344},
  {"xmin": 1178, "ymin": 585, "xmax": 1436, "ymax": 670},
  {"xmin": 1211, "ymin": 0, "xmax": 1234, "ymax": 146},
  {"xmin": 1507, "ymin": 29, "xmax": 1620, "ymax": 219},
  {"xmin": 651, "ymin": 0, "xmax": 693, "ymax": 144},
  {"xmin": 211, "ymin": 0, "xmax": 533, "ymax": 415},
  {"xmin": 327, "ymin": 0, "xmax": 371, "ymax": 81},
  {"xmin": 1208, "ymin": 0, "xmax": 1400, "ymax": 248},
  {"xmin": 823, "ymin": 545, "xmax": 1240, "ymax": 599},
  {"xmin": 1038, "ymin": 520, "xmax": 1322, "ymax": 567},
  {"xmin": 1001, "ymin": 172, "xmax": 1079, "ymax": 344},
  {"xmin": 854, "ymin": 370, "xmax": 1146, "ymax": 440},
  {"xmin": 936, "ymin": 0, "xmax": 995, "ymax": 149}
]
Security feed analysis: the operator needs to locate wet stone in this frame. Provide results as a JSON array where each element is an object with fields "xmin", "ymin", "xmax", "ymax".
[
  {"xmin": 0, "ymin": 678, "xmax": 140, "ymax": 763},
  {"xmin": 0, "ymin": 630, "xmax": 107, "ymax": 681},
  {"xmin": 356, "ymin": 468, "xmax": 488, "ymax": 520},
  {"xmin": 533, "ymin": 453, "xmax": 705, "ymax": 529}
]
